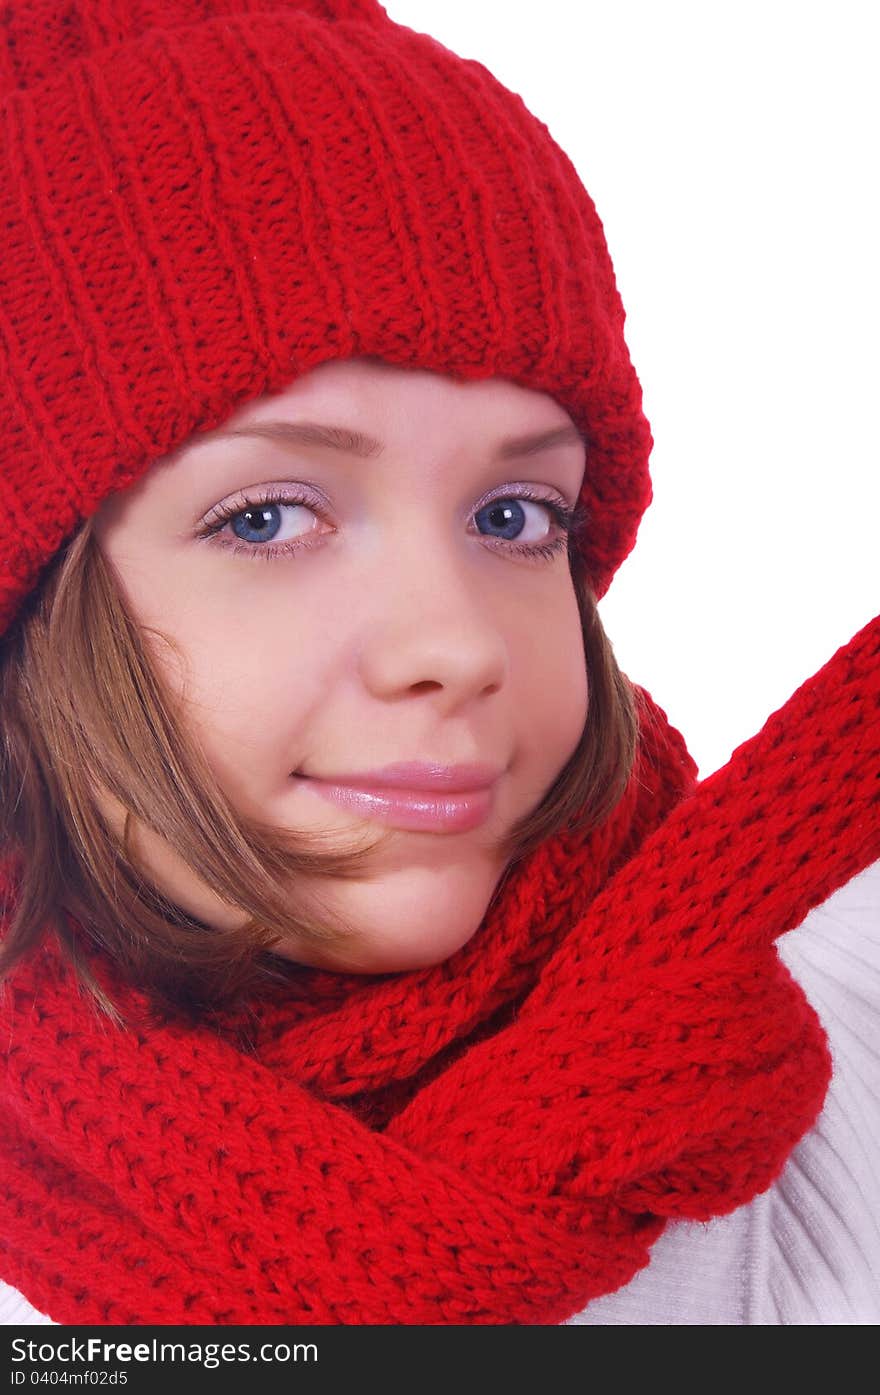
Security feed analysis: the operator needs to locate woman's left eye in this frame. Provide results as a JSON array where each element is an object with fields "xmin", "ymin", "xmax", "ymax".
[
  {"xmin": 199, "ymin": 487, "xmax": 578, "ymax": 563},
  {"xmin": 473, "ymin": 494, "xmax": 574, "ymax": 559}
]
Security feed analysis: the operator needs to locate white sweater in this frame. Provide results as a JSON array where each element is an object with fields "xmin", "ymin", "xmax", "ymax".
[{"xmin": 3, "ymin": 860, "xmax": 878, "ymax": 1327}]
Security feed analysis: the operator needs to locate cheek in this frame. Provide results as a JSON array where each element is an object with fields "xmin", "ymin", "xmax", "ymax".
[
  {"xmin": 141, "ymin": 610, "xmax": 314, "ymax": 811},
  {"xmin": 519, "ymin": 594, "xmax": 589, "ymax": 752}
]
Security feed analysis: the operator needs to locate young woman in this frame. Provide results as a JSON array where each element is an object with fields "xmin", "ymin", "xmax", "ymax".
[{"xmin": 0, "ymin": 0, "xmax": 877, "ymax": 1325}]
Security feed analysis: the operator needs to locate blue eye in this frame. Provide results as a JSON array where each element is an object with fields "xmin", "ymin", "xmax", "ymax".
[
  {"xmin": 200, "ymin": 487, "xmax": 326, "ymax": 563},
  {"xmin": 475, "ymin": 489, "xmax": 580, "ymax": 559},
  {"xmin": 229, "ymin": 503, "xmax": 291, "ymax": 545},
  {"xmin": 476, "ymin": 498, "xmax": 551, "ymax": 544}
]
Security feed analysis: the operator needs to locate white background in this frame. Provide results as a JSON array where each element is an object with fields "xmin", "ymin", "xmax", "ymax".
[{"xmin": 382, "ymin": 0, "xmax": 879, "ymax": 777}]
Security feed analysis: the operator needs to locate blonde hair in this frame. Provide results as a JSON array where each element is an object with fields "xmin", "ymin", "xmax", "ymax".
[{"xmin": 0, "ymin": 511, "xmax": 638, "ymax": 1030}]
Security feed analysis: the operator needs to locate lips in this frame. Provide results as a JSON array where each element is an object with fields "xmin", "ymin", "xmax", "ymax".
[
  {"xmin": 296, "ymin": 761, "xmax": 502, "ymax": 791},
  {"xmin": 293, "ymin": 772, "xmax": 497, "ymax": 832}
]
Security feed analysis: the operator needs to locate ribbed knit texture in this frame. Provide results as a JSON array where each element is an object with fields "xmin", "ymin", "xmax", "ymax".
[
  {"xmin": 0, "ymin": 0, "xmax": 651, "ymax": 640},
  {"xmin": 566, "ymin": 858, "xmax": 880, "ymax": 1325},
  {"xmin": 1, "ymin": 613, "xmax": 877, "ymax": 1325},
  {"xmin": 6, "ymin": 860, "xmax": 878, "ymax": 1327}
]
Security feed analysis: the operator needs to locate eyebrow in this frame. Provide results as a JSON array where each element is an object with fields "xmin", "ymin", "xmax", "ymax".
[{"xmin": 193, "ymin": 419, "xmax": 586, "ymax": 461}]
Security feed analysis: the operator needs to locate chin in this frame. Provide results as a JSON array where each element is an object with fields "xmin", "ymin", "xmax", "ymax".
[
  {"xmin": 284, "ymin": 926, "xmax": 481, "ymax": 976},
  {"xmin": 356, "ymin": 947, "xmax": 466, "ymax": 975}
]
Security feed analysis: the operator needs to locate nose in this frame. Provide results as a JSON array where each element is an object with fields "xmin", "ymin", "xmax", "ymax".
[{"xmin": 355, "ymin": 535, "xmax": 508, "ymax": 712}]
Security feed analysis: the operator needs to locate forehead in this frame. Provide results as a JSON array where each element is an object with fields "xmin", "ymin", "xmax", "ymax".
[
  {"xmin": 202, "ymin": 357, "xmax": 578, "ymax": 439},
  {"xmin": 92, "ymin": 359, "xmax": 587, "ymax": 535}
]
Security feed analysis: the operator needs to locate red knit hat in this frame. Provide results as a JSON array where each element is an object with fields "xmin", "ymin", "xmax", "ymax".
[{"xmin": 0, "ymin": 0, "xmax": 652, "ymax": 639}]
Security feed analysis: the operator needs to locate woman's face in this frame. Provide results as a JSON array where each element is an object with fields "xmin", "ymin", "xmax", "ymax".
[{"xmin": 91, "ymin": 358, "xmax": 589, "ymax": 972}]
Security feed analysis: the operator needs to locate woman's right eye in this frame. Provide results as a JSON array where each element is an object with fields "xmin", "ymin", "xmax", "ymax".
[{"xmin": 199, "ymin": 489, "xmax": 328, "ymax": 563}]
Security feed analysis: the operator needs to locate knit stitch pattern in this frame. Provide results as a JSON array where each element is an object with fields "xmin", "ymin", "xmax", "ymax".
[
  {"xmin": 0, "ymin": 0, "xmax": 651, "ymax": 640},
  {"xmin": 1, "ymin": 613, "xmax": 877, "ymax": 1324}
]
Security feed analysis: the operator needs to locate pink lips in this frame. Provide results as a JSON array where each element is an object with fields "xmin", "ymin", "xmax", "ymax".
[{"xmin": 293, "ymin": 762, "xmax": 502, "ymax": 831}]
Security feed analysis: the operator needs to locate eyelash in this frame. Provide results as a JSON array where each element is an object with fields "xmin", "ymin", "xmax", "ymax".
[{"xmin": 199, "ymin": 485, "xmax": 586, "ymax": 564}]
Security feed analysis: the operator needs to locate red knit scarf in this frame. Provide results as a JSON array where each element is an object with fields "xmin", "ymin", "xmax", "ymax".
[{"xmin": 1, "ymin": 615, "xmax": 878, "ymax": 1325}]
